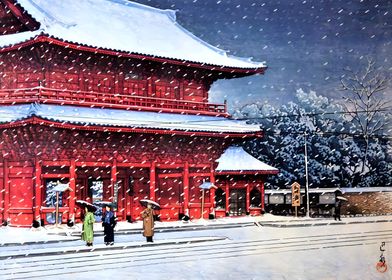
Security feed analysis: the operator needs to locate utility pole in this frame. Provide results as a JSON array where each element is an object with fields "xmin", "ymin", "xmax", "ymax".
[{"xmin": 304, "ymin": 131, "xmax": 310, "ymax": 218}]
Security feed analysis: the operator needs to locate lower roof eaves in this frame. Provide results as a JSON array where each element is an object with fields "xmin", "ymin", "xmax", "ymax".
[{"xmin": 0, "ymin": 103, "xmax": 261, "ymax": 136}]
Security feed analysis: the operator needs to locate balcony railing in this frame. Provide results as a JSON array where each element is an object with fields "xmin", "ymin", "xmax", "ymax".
[{"xmin": 0, "ymin": 87, "xmax": 228, "ymax": 116}]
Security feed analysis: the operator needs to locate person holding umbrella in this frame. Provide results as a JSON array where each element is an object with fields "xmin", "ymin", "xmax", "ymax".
[
  {"xmin": 334, "ymin": 195, "xmax": 348, "ymax": 221},
  {"xmin": 334, "ymin": 198, "xmax": 342, "ymax": 221},
  {"xmin": 140, "ymin": 199, "xmax": 159, "ymax": 243},
  {"xmin": 82, "ymin": 206, "xmax": 96, "ymax": 246},
  {"xmin": 102, "ymin": 204, "xmax": 117, "ymax": 246}
]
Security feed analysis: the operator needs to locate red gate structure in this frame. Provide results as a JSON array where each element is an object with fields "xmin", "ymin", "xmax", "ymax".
[{"xmin": 0, "ymin": 0, "xmax": 278, "ymax": 227}]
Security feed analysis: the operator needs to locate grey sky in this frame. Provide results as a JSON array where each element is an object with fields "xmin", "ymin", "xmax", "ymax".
[{"xmin": 134, "ymin": 0, "xmax": 392, "ymax": 110}]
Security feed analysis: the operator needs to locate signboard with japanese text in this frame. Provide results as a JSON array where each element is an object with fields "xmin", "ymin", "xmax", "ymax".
[{"xmin": 291, "ymin": 182, "xmax": 301, "ymax": 207}]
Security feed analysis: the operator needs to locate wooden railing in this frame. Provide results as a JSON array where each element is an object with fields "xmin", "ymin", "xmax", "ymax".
[{"xmin": 0, "ymin": 87, "xmax": 228, "ymax": 116}]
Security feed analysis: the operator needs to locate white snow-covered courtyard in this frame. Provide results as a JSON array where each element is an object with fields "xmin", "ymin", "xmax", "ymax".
[{"xmin": 1, "ymin": 216, "xmax": 391, "ymax": 279}]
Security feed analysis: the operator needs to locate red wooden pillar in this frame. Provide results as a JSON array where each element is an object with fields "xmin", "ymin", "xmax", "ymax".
[
  {"xmin": 110, "ymin": 159, "xmax": 117, "ymax": 201},
  {"xmin": 225, "ymin": 179, "xmax": 230, "ymax": 214},
  {"xmin": 261, "ymin": 180, "xmax": 265, "ymax": 212},
  {"xmin": 246, "ymin": 183, "xmax": 250, "ymax": 214},
  {"xmin": 3, "ymin": 158, "xmax": 9, "ymax": 221},
  {"xmin": 0, "ymin": 162, "xmax": 3, "ymax": 222},
  {"xmin": 34, "ymin": 159, "xmax": 42, "ymax": 222},
  {"xmin": 183, "ymin": 161, "xmax": 189, "ymax": 215},
  {"xmin": 209, "ymin": 163, "xmax": 215, "ymax": 213},
  {"xmin": 125, "ymin": 169, "xmax": 131, "ymax": 217},
  {"xmin": 69, "ymin": 159, "xmax": 76, "ymax": 221},
  {"xmin": 149, "ymin": 161, "xmax": 156, "ymax": 201}
]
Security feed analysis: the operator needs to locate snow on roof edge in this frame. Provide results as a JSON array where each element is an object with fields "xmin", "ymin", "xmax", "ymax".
[
  {"xmin": 0, "ymin": 31, "xmax": 265, "ymax": 70},
  {"xmin": 0, "ymin": 103, "xmax": 262, "ymax": 134},
  {"xmin": 0, "ymin": 30, "xmax": 41, "ymax": 48},
  {"xmin": 108, "ymin": 0, "xmax": 177, "ymax": 20},
  {"xmin": 7, "ymin": 0, "xmax": 266, "ymax": 70},
  {"xmin": 90, "ymin": 0, "xmax": 264, "ymax": 67},
  {"xmin": 216, "ymin": 146, "xmax": 278, "ymax": 172}
]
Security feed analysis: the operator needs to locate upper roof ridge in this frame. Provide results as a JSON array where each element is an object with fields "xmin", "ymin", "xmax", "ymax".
[{"xmin": 0, "ymin": 0, "xmax": 266, "ymax": 71}]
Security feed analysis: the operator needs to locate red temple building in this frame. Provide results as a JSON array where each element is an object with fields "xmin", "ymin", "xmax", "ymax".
[{"xmin": 0, "ymin": 0, "xmax": 278, "ymax": 227}]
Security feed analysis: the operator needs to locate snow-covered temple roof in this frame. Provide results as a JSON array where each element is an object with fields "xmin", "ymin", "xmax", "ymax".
[
  {"xmin": 0, "ymin": 103, "xmax": 261, "ymax": 134},
  {"xmin": 216, "ymin": 146, "xmax": 278, "ymax": 174},
  {"xmin": 0, "ymin": 0, "xmax": 266, "ymax": 70}
]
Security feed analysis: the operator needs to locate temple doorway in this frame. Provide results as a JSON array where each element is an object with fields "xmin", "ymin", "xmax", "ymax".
[{"xmin": 229, "ymin": 189, "xmax": 246, "ymax": 216}]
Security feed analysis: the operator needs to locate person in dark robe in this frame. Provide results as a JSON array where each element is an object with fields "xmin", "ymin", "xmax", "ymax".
[
  {"xmin": 141, "ymin": 203, "xmax": 155, "ymax": 242},
  {"xmin": 102, "ymin": 205, "xmax": 116, "ymax": 245},
  {"xmin": 334, "ymin": 199, "xmax": 341, "ymax": 221}
]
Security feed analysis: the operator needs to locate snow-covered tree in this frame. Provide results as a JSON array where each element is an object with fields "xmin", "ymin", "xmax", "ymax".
[
  {"xmin": 238, "ymin": 89, "xmax": 391, "ymax": 189},
  {"xmin": 340, "ymin": 58, "xmax": 391, "ymax": 174}
]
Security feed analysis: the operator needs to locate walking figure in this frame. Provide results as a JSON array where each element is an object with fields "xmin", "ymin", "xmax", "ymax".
[
  {"xmin": 334, "ymin": 199, "xmax": 341, "ymax": 221},
  {"xmin": 141, "ymin": 203, "xmax": 155, "ymax": 242},
  {"xmin": 82, "ymin": 206, "xmax": 95, "ymax": 247},
  {"xmin": 102, "ymin": 205, "xmax": 116, "ymax": 246}
]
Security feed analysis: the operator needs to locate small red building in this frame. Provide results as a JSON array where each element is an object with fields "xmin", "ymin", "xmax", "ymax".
[{"xmin": 0, "ymin": 0, "xmax": 278, "ymax": 227}]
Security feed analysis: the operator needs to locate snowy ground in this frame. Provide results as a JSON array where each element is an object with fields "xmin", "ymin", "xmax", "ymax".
[
  {"xmin": 0, "ymin": 226, "xmax": 79, "ymax": 246},
  {"xmin": 1, "ymin": 215, "xmax": 392, "ymax": 279},
  {"xmin": 2, "ymin": 214, "xmax": 390, "ymax": 246}
]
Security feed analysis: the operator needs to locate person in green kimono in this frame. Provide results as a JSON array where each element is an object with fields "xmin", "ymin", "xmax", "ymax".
[{"xmin": 82, "ymin": 206, "xmax": 95, "ymax": 246}]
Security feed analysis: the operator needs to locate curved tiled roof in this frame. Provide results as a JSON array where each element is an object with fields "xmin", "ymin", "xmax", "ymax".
[
  {"xmin": 0, "ymin": 103, "xmax": 262, "ymax": 134},
  {"xmin": 0, "ymin": 0, "xmax": 266, "ymax": 70},
  {"xmin": 216, "ymin": 146, "xmax": 278, "ymax": 173}
]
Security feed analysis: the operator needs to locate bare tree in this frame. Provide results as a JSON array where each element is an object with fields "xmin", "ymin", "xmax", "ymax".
[{"xmin": 340, "ymin": 58, "xmax": 391, "ymax": 174}]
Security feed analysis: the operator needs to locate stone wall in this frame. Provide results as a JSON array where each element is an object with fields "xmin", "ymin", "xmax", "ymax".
[{"xmin": 341, "ymin": 192, "xmax": 392, "ymax": 216}]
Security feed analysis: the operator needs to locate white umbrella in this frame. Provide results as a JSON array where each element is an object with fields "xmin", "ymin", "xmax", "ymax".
[
  {"xmin": 76, "ymin": 200, "xmax": 98, "ymax": 212},
  {"xmin": 336, "ymin": 196, "xmax": 348, "ymax": 201},
  {"xmin": 139, "ymin": 199, "xmax": 161, "ymax": 210}
]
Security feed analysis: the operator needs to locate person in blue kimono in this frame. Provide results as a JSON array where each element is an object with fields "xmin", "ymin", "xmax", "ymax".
[{"xmin": 102, "ymin": 205, "xmax": 116, "ymax": 245}]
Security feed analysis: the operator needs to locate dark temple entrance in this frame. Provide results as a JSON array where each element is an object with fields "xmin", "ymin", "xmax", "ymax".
[{"xmin": 229, "ymin": 189, "xmax": 246, "ymax": 216}]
